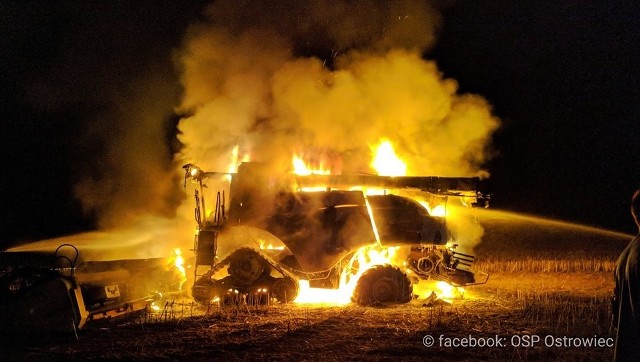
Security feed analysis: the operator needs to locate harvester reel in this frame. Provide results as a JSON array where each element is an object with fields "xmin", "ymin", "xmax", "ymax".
[
  {"xmin": 228, "ymin": 248, "xmax": 268, "ymax": 286},
  {"xmin": 352, "ymin": 265, "xmax": 412, "ymax": 306}
]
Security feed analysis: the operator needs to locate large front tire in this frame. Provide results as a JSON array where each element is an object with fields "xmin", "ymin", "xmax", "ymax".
[{"xmin": 352, "ymin": 265, "xmax": 412, "ymax": 306}]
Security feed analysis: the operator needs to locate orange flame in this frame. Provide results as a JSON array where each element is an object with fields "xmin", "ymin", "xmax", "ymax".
[
  {"xmin": 172, "ymin": 248, "xmax": 187, "ymax": 290},
  {"xmin": 258, "ymin": 239, "xmax": 285, "ymax": 251},
  {"xmin": 292, "ymin": 155, "xmax": 332, "ymax": 175},
  {"xmin": 294, "ymin": 246, "xmax": 400, "ymax": 305},
  {"xmin": 434, "ymin": 281, "xmax": 457, "ymax": 299},
  {"xmin": 412, "ymin": 279, "xmax": 464, "ymax": 301},
  {"xmin": 371, "ymin": 139, "xmax": 407, "ymax": 176},
  {"xmin": 418, "ymin": 200, "xmax": 447, "ymax": 218},
  {"xmin": 226, "ymin": 145, "xmax": 251, "ymax": 181}
]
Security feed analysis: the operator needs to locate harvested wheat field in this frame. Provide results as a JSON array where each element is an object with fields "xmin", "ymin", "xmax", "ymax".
[{"xmin": 1, "ymin": 210, "xmax": 632, "ymax": 361}]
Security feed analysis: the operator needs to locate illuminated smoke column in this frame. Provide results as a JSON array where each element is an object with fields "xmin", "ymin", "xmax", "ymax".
[{"xmin": 176, "ymin": 0, "xmax": 500, "ymax": 177}]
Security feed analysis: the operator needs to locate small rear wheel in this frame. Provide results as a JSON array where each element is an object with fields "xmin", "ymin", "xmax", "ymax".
[{"xmin": 352, "ymin": 265, "xmax": 412, "ymax": 306}]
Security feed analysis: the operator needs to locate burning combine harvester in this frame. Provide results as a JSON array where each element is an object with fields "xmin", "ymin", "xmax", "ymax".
[
  {"xmin": 0, "ymin": 157, "xmax": 489, "ymax": 334},
  {"xmin": 185, "ymin": 161, "xmax": 489, "ymax": 306}
]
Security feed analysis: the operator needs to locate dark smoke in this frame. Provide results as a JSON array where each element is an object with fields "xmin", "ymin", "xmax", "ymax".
[{"xmin": 1, "ymin": 2, "xmax": 207, "ymax": 235}]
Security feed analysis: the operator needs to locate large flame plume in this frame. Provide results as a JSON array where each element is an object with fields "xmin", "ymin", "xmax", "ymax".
[
  {"xmin": 371, "ymin": 138, "xmax": 407, "ymax": 176},
  {"xmin": 171, "ymin": 248, "xmax": 187, "ymax": 289},
  {"xmin": 20, "ymin": 2, "xmax": 498, "ymax": 262}
]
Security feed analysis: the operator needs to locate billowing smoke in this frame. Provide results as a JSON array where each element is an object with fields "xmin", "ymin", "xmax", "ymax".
[
  {"xmin": 72, "ymin": 71, "xmax": 185, "ymax": 228},
  {"xmin": 6, "ymin": 3, "xmax": 203, "ymax": 233},
  {"xmin": 8, "ymin": 1, "xmax": 498, "ymax": 259},
  {"xmin": 175, "ymin": 0, "xmax": 499, "ymax": 253},
  {"xmin": 446, "ymin": 204, "xmax": 485, "ymax": 255},
  {"xmin": 177, "ymin": 0, "xmax": 499, "ymax": 178}
]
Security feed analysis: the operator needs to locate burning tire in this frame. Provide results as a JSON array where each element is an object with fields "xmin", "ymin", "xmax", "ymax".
[{"xmin": 352, "ymin": 265, "xmax": 412, "ymax": 306}]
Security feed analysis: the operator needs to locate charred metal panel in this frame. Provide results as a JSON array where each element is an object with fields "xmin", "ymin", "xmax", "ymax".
[
  {"xmin": 367, "ymin": 195, "xmax": 447, "ymax": 246},
  {"xmin": 265, "ymin": 191, "xmax": 376, "ymax": 272}
]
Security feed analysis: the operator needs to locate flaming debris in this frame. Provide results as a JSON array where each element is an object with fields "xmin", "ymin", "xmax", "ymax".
[
  {"xmin": 150, "ymin": 300, "xmax": 162, "ymax": 312},
  {"xmin": 421, "ymin": 280, "xmax": 464, "ymax": 301},
  {"xmin": 435, "ymin": 280, "xmax": 461, "ymax": 300}
]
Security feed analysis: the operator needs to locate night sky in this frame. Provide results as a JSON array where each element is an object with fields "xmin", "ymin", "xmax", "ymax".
[
  {"xmin": 433, "ymin": 1, "xmax": 639, "ymax": 234},
  {"xmin": 1, "ymin": 1, "xmax": 639, "ymax": 249}
]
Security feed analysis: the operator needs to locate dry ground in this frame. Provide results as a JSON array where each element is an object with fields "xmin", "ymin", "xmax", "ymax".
[
  {"xmin": 1, "ymin": 210, "xmax": 631, "ymax": 361},
  {"xmin": 0, "ymin": 272, "xmax": 616, "ymax": 361}
]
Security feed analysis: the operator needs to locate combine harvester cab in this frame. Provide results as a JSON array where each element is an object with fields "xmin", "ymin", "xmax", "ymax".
[{"xmin": 185, "ymin": 162, "xmax": 489, "ymax": 306}]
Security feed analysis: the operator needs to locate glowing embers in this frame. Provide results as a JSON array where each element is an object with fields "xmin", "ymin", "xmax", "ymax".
[
  {"xmin": 294, "ymin": 245, "xmax": 400, "ymax": 305},
  {"xmin": 150, "ymin": 301, "xmax": 162, "ymax": 312},
  {"xmin": 370, "ymin": 138, "xmax": 407, "ymax": 176},
  {"xmin": 217, "ymin": 288, "xmax": 271, "ymax": 305}
]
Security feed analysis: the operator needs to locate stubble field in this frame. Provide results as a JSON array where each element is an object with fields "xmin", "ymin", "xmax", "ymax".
[{"xmin": 1, "ymin": 210, "xmax": 631, "ymax": 361}]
